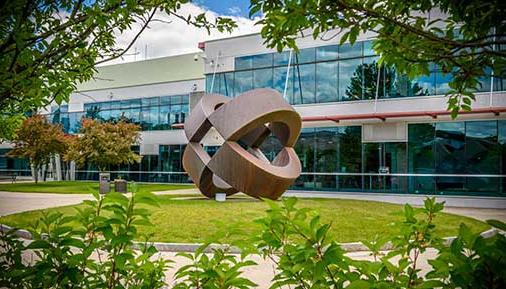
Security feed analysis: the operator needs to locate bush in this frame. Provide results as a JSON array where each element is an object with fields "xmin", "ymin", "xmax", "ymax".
[{"xmin": 1, "ymin": 195, "xmax": 505, "ymax": 289}]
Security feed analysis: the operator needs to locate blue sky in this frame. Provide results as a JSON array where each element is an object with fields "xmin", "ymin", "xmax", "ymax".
[{"xmin": 194, "ymin": 0, "xmax": 252, "ymax": 17}]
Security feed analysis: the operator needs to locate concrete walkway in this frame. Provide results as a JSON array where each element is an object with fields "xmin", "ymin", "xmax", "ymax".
[{"xmin": 0, "ymin": 191, "xmax": 94, "ymax": 216}]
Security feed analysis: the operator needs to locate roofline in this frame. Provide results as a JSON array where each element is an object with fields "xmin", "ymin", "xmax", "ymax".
[
  {"xmin": 75, "ymin": 77, "xmax": 205, "ymax": 93},
  {"xmin": 96, "ymin": 51, "xmax": 203, "ymax": 68},
  {"xmin": 204, "ymin": 31, "xmax": 261, "ymax": 44}
]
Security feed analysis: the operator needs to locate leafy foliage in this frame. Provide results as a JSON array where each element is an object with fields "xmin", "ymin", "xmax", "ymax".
[
  {"xmin": 251, "ymin": 0, "xmax": 506, "ymax": 117},
  {"xmin": 1, "ymin": 195, "xmax": 505, "ymax": 288},
  {"xmin": 253, "ymin": 197, "xmax": 505, "ymax": 289},
  {"xmin": 0, "ymin": 0, "xmax": 237, "ymax": 140},
  {"xmin": 0, "ymin": 183, "xmax": 167, "ymax": 288},
  {"xmin": 8, "ymin": 114, "xmax": 67, "ymax": 183},
  {"xmin": 64, "ymin": 118, "xmax": 141, "ymax": 172},
  {"xmin": 173, "ymin": 244, "xmax": 257, "ymax": 289}
]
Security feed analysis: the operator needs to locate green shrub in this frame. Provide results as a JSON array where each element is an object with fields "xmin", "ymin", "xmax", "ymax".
[{"xmin": 1, "ymin": 194, "xmax": 505, "ymax": 289}]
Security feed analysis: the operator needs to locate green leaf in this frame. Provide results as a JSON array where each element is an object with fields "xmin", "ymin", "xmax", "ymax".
[{"xmin": 347, "ymin": 280, "xmax": 370, "ymax": 289}]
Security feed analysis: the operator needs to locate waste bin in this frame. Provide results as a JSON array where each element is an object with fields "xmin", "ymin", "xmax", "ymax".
[
  {"xmin": 114, "ymin": 179, "xmax": 127, "ymax": 193},
  {"xmin": 99, "ymin": 173, "xmax": 110, "ymax": 194}
]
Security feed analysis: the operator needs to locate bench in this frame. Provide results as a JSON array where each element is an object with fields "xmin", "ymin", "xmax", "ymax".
[{"xmin": 0, "ymin": 174, "xmax": 17, "ymax": 183}]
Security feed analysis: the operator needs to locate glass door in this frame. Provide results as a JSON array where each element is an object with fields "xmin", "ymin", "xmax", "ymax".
[{"xmin": 363, "ymin": 142, "xmax": 407, "ymax": 192}]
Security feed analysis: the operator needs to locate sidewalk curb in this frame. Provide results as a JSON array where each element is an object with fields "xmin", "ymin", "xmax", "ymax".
[{"xmin": 1, "ymin": 223, "xmax": 498, "ymax": 253}]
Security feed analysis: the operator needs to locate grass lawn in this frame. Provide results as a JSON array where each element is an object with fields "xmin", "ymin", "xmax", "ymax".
[
  {"xmin": 0, "ymin": 195, "xmax": 489, "ymax": 244},
  {"xmin": 0, "ymin": 181, "xmax": 194, "ymax": 194}
]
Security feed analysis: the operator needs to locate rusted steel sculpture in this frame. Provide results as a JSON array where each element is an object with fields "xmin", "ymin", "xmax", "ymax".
[{"xmin": 182, "ymin": 88, "xmax": 302, "ymax": 200}]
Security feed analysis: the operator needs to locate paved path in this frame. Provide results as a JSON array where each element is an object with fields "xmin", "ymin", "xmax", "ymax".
[{"xmin": 0, "ymin": 191, "xmax": 93, "ymax": 216}]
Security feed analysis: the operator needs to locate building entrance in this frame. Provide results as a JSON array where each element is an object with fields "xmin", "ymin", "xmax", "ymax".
[{"xmin": 363, "ymin": 142, "xmax": 407, "ymax": 193}]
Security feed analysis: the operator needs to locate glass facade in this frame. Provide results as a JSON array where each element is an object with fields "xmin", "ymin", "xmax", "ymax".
[
  {"xmin": 75, "ymin": 144, "xmax": 189, "ymax": 183},
  {"xmin": 206, "ymin": 40, "xmax": 503, "ymax": 104},
  {"xmin": 47, "ymin": 94, "xmax": 189, "ymax": 134},
  {"xmin": 243, "ymin": 121, "xmax": 506, "ymax": 197}
]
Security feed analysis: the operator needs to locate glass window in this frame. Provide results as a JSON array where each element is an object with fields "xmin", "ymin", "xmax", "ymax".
[
  {"xmin": 234, "ymin": 70, "xmax": 253, "ymax": 95},
  {"xmin": 339, "ymin": 58, "xmax": 362, "ymax": 101},
  {"xmin": 294, "ymin": 128, "xmax": 315, "ymax": 189},
  {"xmin": 316, "ymin": 61, "xmax": 338, "ymax": 103},
  {"xmin": 361, "ymin": 57, "xmax": 381, "ymax": 100},
  {"xmin": 339, "ymin": 42, "xmax": 362, "ymax": 59},
  {"xmin": 222, "ymin": 72, "xmax": 234, "ymax": 97},
  {"xmin": 465, "ymin": 121, "xmax": 499, "ymax": 174},
  {"xmin": 435, "ymin": 122, "xmax": 465, "ymax": 194},
  {"xmin": 235, "ymin": 55, "xmax": 253, "ymax": 70},
  {"xmin": 363, "ymin": 40, "xmax": 375, "ymax": 56},
  {"xmin": 252, "ymin": 53, "xmax": 273, "ymax": 68},
  {"xmin": 111, "ymin": 101, "xmax": 121, "ymax": 110},
  {"xmin": 293, "ymin": 63, "xmax": 316, "ymax": 104},
  {"xmin": 160, "ymin": 96, "xmax": 171, "ymax": 106},
  {"xmin": 295, "ymin": 47, "xmax": 315, "ymax": 64},
  {"xmin": 205, "ymin": 74, "xmax": 213, "ymax": 93},
  {"xmin": 273, "ymin": 66, "xmax": 294, "ymax": 103},
  {"xmin": 159, "ymin": 106, "xmax": 170, "ymax": 130},
  {"xmin": 253, "ymin": 67, "xmax": 273, "ymax": 89},
  {"xmin": 465, "ymin": 121, "xmax": 500, "ymax": 194},
  {"xmin": 316, "ymin": 45, "xmax": 338, "ymax": 61},
  {"xmin": 315, "ymin": 127, "xmax": 338, "ymax": 172},
  {"xmin": 499, "ymin": 120, "xmax": 506, "ymax": 195},
  {"xmin": 273, "ymin": 51, "xmax": 293, "ymax": 66},
  {"xmin": 435, "ymin": 71, "xmax": 452, "ymax": 95},
  {"xmin": 412, "ymin": 73, "xmax": 435, "ymax": 96}
]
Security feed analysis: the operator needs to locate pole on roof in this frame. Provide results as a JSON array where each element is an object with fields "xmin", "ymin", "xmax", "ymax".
[
  {"xmin": 210, "ymin": 52, "xmax": 221, "ymax": 94},
  {"xmin": 283, "ymin": 50, "xmax": 293, "ymax": 101}
]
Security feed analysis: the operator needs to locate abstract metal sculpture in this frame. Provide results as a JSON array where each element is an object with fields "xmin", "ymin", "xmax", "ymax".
[{"xmin": 182, "ymin": 88, "xmax": 302, "ymax": 200}]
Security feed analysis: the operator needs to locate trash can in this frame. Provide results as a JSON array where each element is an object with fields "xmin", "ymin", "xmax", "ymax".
[
  {"xmin": 114, "ymin": 179, "xmax": 127, "ymax": 193},
  {"xmin": 99, "ymin": 173, "xmax": 110, "ymax": 194}
]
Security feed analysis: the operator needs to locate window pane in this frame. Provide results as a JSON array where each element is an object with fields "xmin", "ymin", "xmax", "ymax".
[
  {"xmin": 295, "ymin": 47, "xmax": 315, "ymax": 64},
  {"xmin": 361, "ymin": 57, "xmax": 380, "ymax": 100},
  {"xmin": 363, "ymin": 40, "xmax": 375, "ymax": 56},
  {"xmin": 465, "ymin": 121, "xmax": 499, "ymax": 194},
  {"xmin": 273, "ymin": 66, "xmax": 294, "ymax": 103},
  {"xmin": 294, "ymin": 128, "xmax": 315, "ymax": 189},
  {"xmin": 316, "ymin": 45, "xmax": 338, "ymax": 61},
  {"xmin": 253, "ymin": 67, "xmax": 273, "ymax": 89},
  {"xmin": 435, "ymin": 71, "xmax": 452, "ymax": 95},
  {"xmin": 293, "ymin": 63, "xmax": 316, "ymax": 104},
  {"xmin": 223, "ymin": 72, "xmax": 234, "ymax": 97},
  {"xmin": 316, "ymin": 61, "xmax": 338, "ymax": 103},
  {"xmin": 412, "ymin": 73, "xmax": 435, "ymax": 96},
  {"xmin": 252, "ymin": 53, "xmax": 273, "ymax": 68},
  {"xmin": 339, "ymin": 58, "xmax": 362, "ymax": 101},
  {"xmin": 234, "ymin": 70, "xmax": 253, "ymax": 95},
  {"xmin": 273, "ymin": 51, "xmax": 293, "ymax": 66},
  {"xmin": 339, "ymin": 42, "xmax": 362, "ymax": 58},
  {"xmin": 235, "ymin": 55, "xmax": 252, "ymax": 70},
  {"xmin": 435, "ymin": 122, "xmax": 465, "ymax": 194}
]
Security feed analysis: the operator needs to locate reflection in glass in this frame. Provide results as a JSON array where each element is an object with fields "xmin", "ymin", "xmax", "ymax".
[
  {"xmin": 339, "ymin": 42, "xmax": 362, "ymax": 58},
  {"xmin": 273, "ymin": 66, "xmax": 293, "ymax": 103},
  {"xmin": 340, "ymin": 58, "xmax": 362, "ymax": 101},
  {"xmin": 234, "ymin": 70, "xmax": 253, "ymax": 95},
  {"xmin": 293, "ymin": 64, "xmax": 316, "ymax": 104},
  {"xmin": 252, "ymin": 53, "xmax": 273, "ymax": 68},
  {"xmin": 253, "ymin": 68, "xmax": 273, "ymax": 89},
  {"xmin": 316, "ymin": 45, "xmax": 338, "ymax": 61},
  {"xmin": 316, "ymin": 61, "xmax": 338, "ymax": 103}
]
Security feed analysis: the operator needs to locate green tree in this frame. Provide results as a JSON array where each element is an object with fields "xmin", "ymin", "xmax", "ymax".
[
  {"xmin": 65, "ymin": 118, "xmax": 141, "ymax": 172},
  {"xmin": 251, "ymin": 0, "xmax": 506, "ymax": 117},
  {"xmin": 8, "ymin": 115, "xmax": 67, "ymax": 183},
  {"xmin": 0, "ymin": 0, "xmax": 236, "ymax": 139}
]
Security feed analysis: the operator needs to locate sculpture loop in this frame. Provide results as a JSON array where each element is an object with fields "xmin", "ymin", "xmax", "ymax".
[{"xmin": 182, "ymin": 88, "xmax": 302, "ymax": 200}]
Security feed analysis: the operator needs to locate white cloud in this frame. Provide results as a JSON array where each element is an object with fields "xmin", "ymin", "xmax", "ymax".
[
  {"xmin": 228, "ymin": 6, "xmax": 242, "ymax": 15},
  {"xmin": 104, "ymin": 3, "xmax": 260, "ymax": 65}
]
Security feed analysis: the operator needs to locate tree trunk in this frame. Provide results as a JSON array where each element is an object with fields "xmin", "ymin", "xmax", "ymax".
[{"xmin": 33, "ymin": 166, "xmax": 39, "ymax": 184}]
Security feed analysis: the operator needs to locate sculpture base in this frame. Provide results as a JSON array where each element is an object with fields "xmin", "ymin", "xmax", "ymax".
[{"xmin": 215, "ymin": 193, "xmax": 226, "ymax": 202}]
